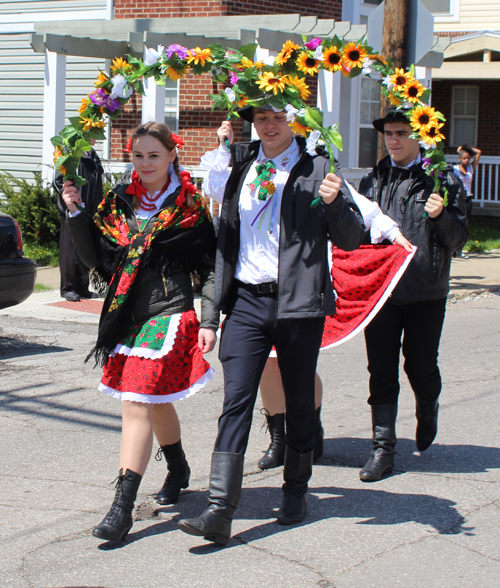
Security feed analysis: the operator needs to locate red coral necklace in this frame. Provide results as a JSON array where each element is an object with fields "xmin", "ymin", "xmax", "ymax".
[{"xmin": 126, "ymin": 170, "xmax": 171, "ymax": 211}]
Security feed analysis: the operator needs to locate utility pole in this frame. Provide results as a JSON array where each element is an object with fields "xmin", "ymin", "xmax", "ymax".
[{"xmin": 377, "ymin": 0, "xmax": 410, "ymax": 161}]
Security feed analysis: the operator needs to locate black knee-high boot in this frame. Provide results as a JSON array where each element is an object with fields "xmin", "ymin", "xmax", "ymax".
[
  {"xmin": 92, "ymin": 468, "xmax": 142, "ymax": 541},
  {"xmin": 415, "ymin": 398, "xmax": 439, "ymax": 451},
  {"xmin": 313, "ymin": 405, "xmax": 324, "ymax": 462},
  {"xmin": 258, "ymin": 410, "xmax": 286, "ymax": 470},
  {"xmin": 178, "ymin": 452, "xmax": 244, "ymax": 546},
  {"xmin": 155, "ymin": 440, "xmax": 191, "ymax": 505},
  {"xmin": 360, "ymin": 405, "xmax": 397, "ymax": 482},
  {"xmin": 277, "ymin": 447, "xmax": 314, "ymax": 525}
]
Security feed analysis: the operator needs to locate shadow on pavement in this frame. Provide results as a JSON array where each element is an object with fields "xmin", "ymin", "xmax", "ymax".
[
  {"xmin": 179, "ymin": 481, "xmax": 470, "ymax": 553},
  {"xmin": 0, "ymin": 336, "xmax": 71, "ymax": 359},
  {"xmin": 322, "ymin": 436, "xmax": 500, "ymax": 475},
  {"xmin": 0, "ymin": 386, "xmax": 121, "ymax": 432},
  {"xmin": 93, "ymin": 482, "xmax": 470, "ymax": 552}
]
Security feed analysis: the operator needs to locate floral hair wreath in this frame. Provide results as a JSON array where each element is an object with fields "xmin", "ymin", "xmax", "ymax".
[{"xmin": 52, "ymin": 35, "xmax": 449, "ymax": 206}]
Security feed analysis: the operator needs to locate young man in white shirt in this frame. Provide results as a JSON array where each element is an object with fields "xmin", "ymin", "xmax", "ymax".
[{"xmin": 178, "ymin": 104, "xmax": 365, "ymax": 545}]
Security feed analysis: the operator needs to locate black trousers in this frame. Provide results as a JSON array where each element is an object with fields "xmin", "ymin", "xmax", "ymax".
[
  {"xmin": 215, "ymin": 284, "xmax": 325, "ymax": 455},
  {"xmin": 364, "ymin": 298, "xmax": 447, "ymax": 406},
  {"xmin": 59, "ymin": 216, "xmax": 89, "ymax": 296}
]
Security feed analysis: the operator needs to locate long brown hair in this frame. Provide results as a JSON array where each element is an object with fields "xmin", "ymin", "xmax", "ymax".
[{"xmin": 130, "ymin": 122, "xmax": 193, "ymax": 209}]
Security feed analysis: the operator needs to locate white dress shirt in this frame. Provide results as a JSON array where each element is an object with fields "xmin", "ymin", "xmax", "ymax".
[{"xmin": 202, "ymin": 138, "xmax": 300, "ymax": 284}]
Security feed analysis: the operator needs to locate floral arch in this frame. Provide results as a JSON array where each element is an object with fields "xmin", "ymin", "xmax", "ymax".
[{"xmin": 52, "ymin": 35, "xmax": 449, "ymax": 202}]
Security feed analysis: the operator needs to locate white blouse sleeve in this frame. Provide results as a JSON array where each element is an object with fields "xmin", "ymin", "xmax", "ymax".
[
  {"xmin": 344, "ymin": 182, "xmax": 402, "ymax": 244},
  {"xmin": 200, "ymin": 145, "xmax": 231, "ymax": 205}
]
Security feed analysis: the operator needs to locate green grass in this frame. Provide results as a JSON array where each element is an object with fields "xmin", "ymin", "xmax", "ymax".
[
  {"xmin": 23, "ymin": 241, "xmax": 59, "ymax": 267},
  {"xmin": 34, "ymin": 283, "xmax": 53, "ymax": 292},
  {"xmin": 465, "ymin": 223, "xmax": 500, "ymax": 253}
]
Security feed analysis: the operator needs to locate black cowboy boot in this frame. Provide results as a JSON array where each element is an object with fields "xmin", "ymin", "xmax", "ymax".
[
  {"xmin": 360, "ymin": 405, "xmax": 398, "ymax": 482},
  {"xmin": 277, "ymin": 447, "xmax": 314, "ymax": 525},
  {"xmin": 178, "ymin": 452, "xmax": 244, "ymax": 546},
  {"xmin": 415, "ymin": 398, "xmax": 439, "ymax": 451},
  {"xmin": 92, "ymin": 468, "xmax": 142, "ymax": 542},
  {"xmin": 313, "ymin": 405, "xmax": 324, "ymax": 462},
  {"xmin": 258, "ymin": 409, "xmax": 286, "ymax": 470},
  {"xmin": 155, "ymin": 440, "xmax": 191, "ymax": 505}
]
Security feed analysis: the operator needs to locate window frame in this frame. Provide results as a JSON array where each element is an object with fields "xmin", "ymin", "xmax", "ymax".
[{"xmin": 450, "ymin": 85, "xmax": 479, "ymax": 147}]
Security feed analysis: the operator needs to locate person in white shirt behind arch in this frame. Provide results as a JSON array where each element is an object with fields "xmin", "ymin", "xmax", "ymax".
[{"xmin": 453, "ymin": 143, "xmax": 481, "ymax": 258}]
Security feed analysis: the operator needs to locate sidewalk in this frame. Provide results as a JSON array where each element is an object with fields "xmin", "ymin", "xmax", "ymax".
[{"xmin": 16, "ymin": 251, "xmax": 499, "ymax": 322}]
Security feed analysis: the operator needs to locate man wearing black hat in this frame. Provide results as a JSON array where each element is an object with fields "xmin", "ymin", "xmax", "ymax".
[
  {"xmin": 357, "ymin": 107, "xmax": 468, "ymax": 482},
  {"xmin": 178, "ymin": 104, "xmax": 365, "ymax": 544}
]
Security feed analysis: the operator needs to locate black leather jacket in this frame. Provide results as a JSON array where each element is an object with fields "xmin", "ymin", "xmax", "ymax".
[
  {"xmin": 67, "ymin": 183, "xmax": 218, "ymax": 329},
  {"xmin": 359, "ymin": 155, "xmax": 468, "ymax": 303},
  {"xmin": 215, "ymin": 137, "xmax": 366, "ymax": 317}
]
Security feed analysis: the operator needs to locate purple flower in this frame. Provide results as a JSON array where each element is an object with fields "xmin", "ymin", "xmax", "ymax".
[
  {"xmin": 89, "ymin": 87, "xmax": 108, "ymax": 107},
  {"xmin": 108, "ymin": 97, "xmax": 122, "ymax": 113},
  {"xmin": 166, "ymin": 44, "xmax": 188, "ymax": 60},
  {"xmin": 230, "ymin": 73, "xmax": 239, "ymax": 85},
  {"xmin": 305, "ymin": 38, "xmax": 322, "ymax": 51},
  {"xmin": 422, "ymin": 157, "xmax": 431, "ymax": 169}
]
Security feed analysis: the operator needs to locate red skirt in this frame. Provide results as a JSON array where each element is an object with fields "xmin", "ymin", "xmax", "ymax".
[
  {"xmin": 268, "ymin": 244, "xmax": 415, "ymax": 357},
  {"xmin": 99, "ymin": 309, "xmax": 214, "ymax": 403}
]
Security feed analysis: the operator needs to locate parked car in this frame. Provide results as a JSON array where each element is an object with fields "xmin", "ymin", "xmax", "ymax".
[{"xmin": 0, "ymin": 211, "xmax": 37, "ymax": 309}]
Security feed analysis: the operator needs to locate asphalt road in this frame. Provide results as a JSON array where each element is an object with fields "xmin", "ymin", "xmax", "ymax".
[{"xmin": 1, "ymin": 293, "xmax": 499, "ymax": 588}]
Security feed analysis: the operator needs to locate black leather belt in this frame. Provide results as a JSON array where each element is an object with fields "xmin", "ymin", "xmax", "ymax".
[{"xmin": 237, "ymin": 280, "xmax": 278, "ymax": 294}]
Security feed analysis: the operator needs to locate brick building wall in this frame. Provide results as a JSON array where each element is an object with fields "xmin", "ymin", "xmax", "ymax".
[
  {"xmin": 111, "ymin": 0, "xmax": 342, "ymax": 164},
  {"xmin": 432, "ymin": 79, "xmax": 500, "ymax": 157}
]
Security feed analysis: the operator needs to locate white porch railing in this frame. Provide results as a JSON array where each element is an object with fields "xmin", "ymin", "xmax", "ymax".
[{"xmin": 447, "ymin": 155, "xmax": 500, "ymax": 207}]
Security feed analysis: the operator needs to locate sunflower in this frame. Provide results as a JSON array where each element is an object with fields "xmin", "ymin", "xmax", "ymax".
[
  {"xmin": 322, "ymin": 46, "xmax": 343, "ymax": 72},
  {"xmin": 238, "ymin": 56, "xmax": 255, "ymax": 69},
  {"xmin": 389, "ymin": 67, "xmax": 413, "ymax": 91},
  {"xmin": 78, "ymin": 97, "xmax": 90, "ymax": 113},
  {"xmin": 388, "ymin": 92, "xmax": 402, "ymax": 107},
  {"xmin": 111, "ymin": 57, "xmax": 131, "ymax": 73},
  {"xmin": 79, "ymin": 117, "xmax": 107, "ymax": 132},
  {"xmin": 256, "ymin": 71, "xmax": 287, "ymax": 95},
  {"xmin": 285, "ymin": 75, "xmax": 311, "ymax": 100},
  {"xmin": 186, "ymin": 47, "xmax": 213, "ymax": 67},
  {"xmin": 296, "ymin": 52, "xmax": 320, "ymax": 76},
  {"xmin": 288, "ymin": 119, "xmax": 309, "ymax": 137},
  {"xmin": 342, "ymin": 42, "xmax": 368, "ymax": 69},
  {"xmin": 409, "ymin": 105, "xmax": 440, "ymax": 133},
  {"xmin": 403, "ymin": 80, "xmax": 426, "ymax": 104},
  {"xmin": 420, "ymin": 123, "xmax": 445, "ymax": 147},
  {"xmin": 276, "ymin": 40, "xmax": 300, "ymax": 66},
  {"xmin": 94, "ymin": 72, "xmax": 108, "ymax": 87},
  {"xmin": 165, "ymin": 66, "xmax": 187, "ymax": 82}
]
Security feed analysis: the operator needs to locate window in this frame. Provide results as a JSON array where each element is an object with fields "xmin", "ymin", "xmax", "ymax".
[
  {"xmin": 451, "ymin": 86, "xmax": 478, "ymax": 147},
  {"xmin": 420, "ymin": 0, "xmax": 460, "ymax": 22},
  {"xmin": 363, "ymin": 0, "xmax": 382, "ymax": 5},
  {"xmin": 359, "ymin": 77, "xmax": 381, "ymax": 168},
  {"xmin": 164, "ymin": 78, "xmax": 179, "ymax": 132}
]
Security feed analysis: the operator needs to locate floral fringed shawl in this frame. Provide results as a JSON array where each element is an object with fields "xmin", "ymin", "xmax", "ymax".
[{"xmin": 86, "ymin": 183, "xmax": 215, "ymax": 366}]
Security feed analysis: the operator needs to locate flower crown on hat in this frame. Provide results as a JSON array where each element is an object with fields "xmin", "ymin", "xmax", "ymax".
[{"xmin": 51, "ymin": 36, "xmax": 449, "ymax": 205}]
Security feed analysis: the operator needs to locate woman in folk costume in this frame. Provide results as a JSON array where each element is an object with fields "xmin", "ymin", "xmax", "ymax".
[
  {"xmin": 61, "ymin": 122, "xmax": 218, "ymax": 542},
  {"xmin": 256, "ymin": 184, "xmax": 415, "ymax": 470}
]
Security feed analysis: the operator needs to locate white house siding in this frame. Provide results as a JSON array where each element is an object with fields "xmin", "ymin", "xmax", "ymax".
[
  {"xmin": 0, "ymin": 0, "xmax": 107, "ymax": 181},
  {"xmin": 434, "ymin": 0, "xmax": 500, "ymax": 33},
  {"xmin": 0, "ymin": 0, "xmax": 107, "ymax": 17}
]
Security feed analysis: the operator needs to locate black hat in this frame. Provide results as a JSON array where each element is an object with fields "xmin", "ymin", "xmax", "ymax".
[
  {"xmin": 237, "ymin": 103, "xmax": 275, "ymax": 123},
  {"xmin": 372, "ymin": 106, "xmax": 413, "ymax": 133}
]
